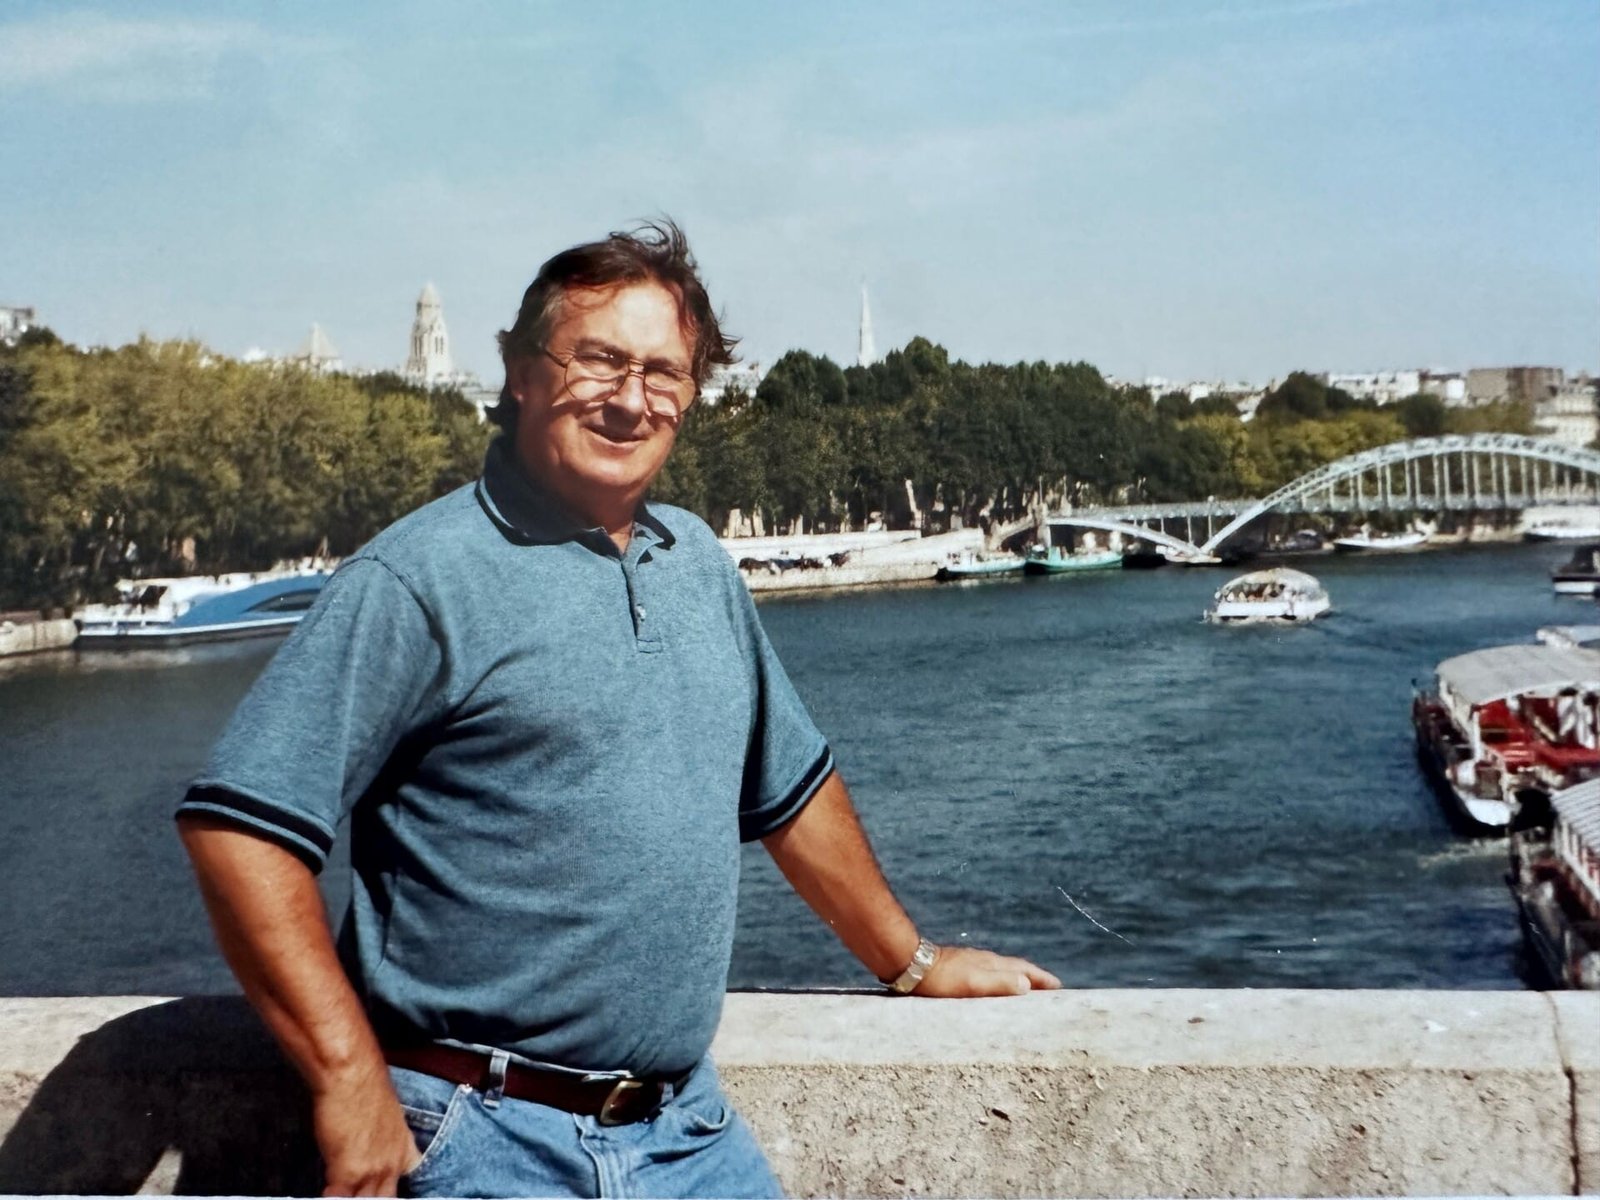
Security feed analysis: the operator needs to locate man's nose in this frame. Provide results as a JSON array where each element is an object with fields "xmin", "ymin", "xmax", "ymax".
[{"xmin": 605, "ymin": 368, "xmax": 650, "ymax": 418}]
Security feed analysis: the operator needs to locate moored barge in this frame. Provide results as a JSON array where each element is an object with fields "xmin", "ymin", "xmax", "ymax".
[{"xmin": 1507, "ymin": 778, "xmax": 1600, "ymax": 989}]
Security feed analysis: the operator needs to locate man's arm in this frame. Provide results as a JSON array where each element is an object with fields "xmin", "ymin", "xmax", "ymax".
[
  {"xmin": 762, "ymin": 771, "xmax": 1061, "ymax": 996},
  {"xmin": 177, "ymin": 815, "xmax": 420, "ymax": 1196}
]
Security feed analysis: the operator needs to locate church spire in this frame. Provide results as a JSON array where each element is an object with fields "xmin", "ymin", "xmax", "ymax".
[
  {"xmin": 857, "ymin": 283, "xmax": 877, "ymax": 368},
  {"xmin": 405, "ymin": 282, "xmax": 453, "ymax": 384}
]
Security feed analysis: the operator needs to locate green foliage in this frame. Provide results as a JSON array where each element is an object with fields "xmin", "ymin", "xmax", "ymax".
[
  {"xmin": 0, "ymin": 337, "xmax": 492, "ymax": 610},
  {"xmin": 655, "ymin": 349, "xmax": 1540, "ymax": 538},
  {"xmin": 1447, "ymin": 399, "xmax": 1535, "ymax": 436},
  {"xmin": 1395, "ymin": 392, "xmax": 1449, "ymax": 437},
  {"xmin": 0, "ymin": 330, "xmax": 1545, "ymax": 609}
]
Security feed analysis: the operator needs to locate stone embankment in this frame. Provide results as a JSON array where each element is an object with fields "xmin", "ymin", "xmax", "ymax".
[
  {"xmin": 725, "ymin": 529, "xmax": 986, "ymax": 593},
  {"xmin": 0, "ymin": 614, "xmax": 75, "ymax": 657},
  {"xmin": 1, "ymin": 990, "xmax": 1594, "ymax": 1196}
]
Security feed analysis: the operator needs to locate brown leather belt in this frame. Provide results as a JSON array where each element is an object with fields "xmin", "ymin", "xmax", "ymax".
[{"xmin": 383, "ymin": 1043, "xmax": 682, "ymax": 1126}]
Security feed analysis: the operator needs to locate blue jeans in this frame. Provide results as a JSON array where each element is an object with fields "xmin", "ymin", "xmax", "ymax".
[{"xmin": 390, "ymin": 1058, "xmax": 784, "ymax": 1198}]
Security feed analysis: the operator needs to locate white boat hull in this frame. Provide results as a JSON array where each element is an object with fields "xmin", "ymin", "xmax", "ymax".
[
  {"xmin": 1527, "ymin": 526, "xmax": 1600, "ymax": 542},
  {"xmin": 1553, "ymin": 577, "xmax": 1600, "ymax": 595},
  {"xmin": 1207, "ymin": 596, "xmax": 1331, "ymax": 623},
  {"xmin": 1333, "ymin": 531, "xmax": 1428, "ymax": 552},
  {"xmin": 1446, "ymin": 780, "xmax": 1511, "ymax": 829},
  {"xmin": 76, "ymin": 614, "xmax": 305, "ymax": 648}
]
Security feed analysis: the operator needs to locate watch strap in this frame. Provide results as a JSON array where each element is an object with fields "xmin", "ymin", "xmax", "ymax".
[{"xmin": 886, "ymin": 936, "xmax": 939, "ymax": 994}]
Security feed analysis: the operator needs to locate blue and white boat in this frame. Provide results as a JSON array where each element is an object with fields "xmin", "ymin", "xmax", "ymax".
[{"xmin": 75, "ymin": 571, "xmax": 331, "ymax": 648}]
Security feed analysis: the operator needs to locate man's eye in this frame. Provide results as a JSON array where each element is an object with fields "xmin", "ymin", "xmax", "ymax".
[{"xmin": 576, "ymin": 350, "xmax": 626, "ymax": 371}]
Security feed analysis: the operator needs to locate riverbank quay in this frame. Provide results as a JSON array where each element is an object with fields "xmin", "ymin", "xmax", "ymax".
[
  {"xmin": 726, "ymin": 528, "xmax": 984, "ymax": 593},
  {"xmin": 0, "ymin": 614, "xmax": 75, "ymax": 657},
  {"xmin": 1, "ymin": 990, "xmax": 1593, "ymax": 1196}
]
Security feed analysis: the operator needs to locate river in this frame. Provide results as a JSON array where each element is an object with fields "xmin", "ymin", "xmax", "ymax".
[{"xmin": 0, "ymin": 541, "xmax": 1584, "ymax": 995}]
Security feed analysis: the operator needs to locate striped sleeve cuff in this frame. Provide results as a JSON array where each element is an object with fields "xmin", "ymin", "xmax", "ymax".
[
  {"xmin": 175, "ymin": 783, "xmax": 337, "ymax": 872},
  {"xmin": 738, "ymin": 745, "xmax": 834, "ymax": 843}
]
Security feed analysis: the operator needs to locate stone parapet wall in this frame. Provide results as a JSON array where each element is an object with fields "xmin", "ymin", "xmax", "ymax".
[{"xmin": 0, "ymin": 990, "xmax": 1594, "ymax": 1196}]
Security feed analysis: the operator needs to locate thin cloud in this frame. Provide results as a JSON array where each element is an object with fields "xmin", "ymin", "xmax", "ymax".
[{"xmin": 0, "ymin": 10, "xmax": 281, "ymax": 100}]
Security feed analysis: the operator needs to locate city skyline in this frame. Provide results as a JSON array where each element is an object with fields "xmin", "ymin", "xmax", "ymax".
[{"xmin": 2, "ymin": 0, "xmax": 1596, "ymax": 385}]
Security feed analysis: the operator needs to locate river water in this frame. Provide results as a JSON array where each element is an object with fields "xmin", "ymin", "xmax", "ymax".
[{"xmin": 0, "ymin": 542, "xmax": 1584, "ymax": 996}]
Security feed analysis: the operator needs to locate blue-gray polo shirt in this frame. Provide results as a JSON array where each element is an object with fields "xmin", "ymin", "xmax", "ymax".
[{"xmin": 177, "ymin": 437, "xmax": 833, "ymax": 1077}]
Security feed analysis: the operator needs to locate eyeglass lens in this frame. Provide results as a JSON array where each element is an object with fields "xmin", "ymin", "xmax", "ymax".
[{"xmin": 566, "ymin": 354, "xmax": 694, "ymax": 416}]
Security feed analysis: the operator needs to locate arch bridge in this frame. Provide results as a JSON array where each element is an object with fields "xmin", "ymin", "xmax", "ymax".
[{"xmin": 1053, "ymin": 434, "xmax": 1600, "ymax": 557}]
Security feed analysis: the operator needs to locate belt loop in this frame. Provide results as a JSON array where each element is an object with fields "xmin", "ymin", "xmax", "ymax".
[{"xmin": 482, "ymin": 1049, "xmax": 510, "ymax": 1109}]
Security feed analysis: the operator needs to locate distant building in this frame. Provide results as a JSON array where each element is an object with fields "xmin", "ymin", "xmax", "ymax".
[
  {"xmin": 1420, "ymin": 370, "xmax": 1468, "ymax": 406},
  {"xmin": 291, "ymin": 323, "xmax": 342, "ymax": 374},
  {"xmin": 1533, "ymin": 374, "xmax": 1598, "ymax": 449},
  {"xmin": 1466, "ymin": 366, "xmax": 1564, "ymax": 407},
  {"xmin": 1141, "ymin": 376, "xmax": 1265, "ymax": 418},
  {"xmin": 405, "ymin": 283, "xmax": 454, "ymax": 385},
  {"xmin": 0, "ymin": 304, "xmax": 37, "ymax": 345},
  {"xmin": 1319, "ymin": 370, "xmax": 1421, "ymax": 405},
  {"xmin": 701, "ymin": 362, "xmax": 765, "ymax": 405},
  {"xmin": 400, "ymin": 282, "xmax": 484, "ymax": 409}
]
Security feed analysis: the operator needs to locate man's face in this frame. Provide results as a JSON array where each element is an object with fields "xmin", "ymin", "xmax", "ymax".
[{"xmin": 509, "ymin": 280, "xmax": 691, "ymax": 528}]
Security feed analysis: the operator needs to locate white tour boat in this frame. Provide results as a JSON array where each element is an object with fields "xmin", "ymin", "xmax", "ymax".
[
  {"xmin": 1204, "ymin": 568, "xmax": 1329, "ymax": 624},
  {"xmin": 1526, "ymin": 520, "xmax": 1600, "ymax": 542},
  {"xmin": 1332, "ymin": 528, "xmax": 1428, "ymax": 553},
  {"xmin": 1412, "ymin": 644, "xmax": 1600, "ymax": 832},
  {"xmin": 75, "ymin": 569, "xmax": 331, "ymax": 648}
]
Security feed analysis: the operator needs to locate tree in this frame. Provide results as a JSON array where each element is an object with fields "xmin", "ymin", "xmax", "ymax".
[{"xmin": 1395, "ymin": 392, "xmax": 1448, "ymax": 438}]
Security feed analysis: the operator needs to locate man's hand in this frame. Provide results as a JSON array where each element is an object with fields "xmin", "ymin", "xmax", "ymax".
[
  {"xmin": 314, "ymin": 1064, "xmax": 422, "ymax": 1197},
  {"xmin": 911, "ymin": 945, "xmax": 1062, "ymax": 997}
]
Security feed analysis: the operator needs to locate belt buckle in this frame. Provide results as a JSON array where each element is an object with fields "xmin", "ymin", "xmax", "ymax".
[{"xmin": 597, "ymin": 1077, "xmax": 648, "ymax": 1126}]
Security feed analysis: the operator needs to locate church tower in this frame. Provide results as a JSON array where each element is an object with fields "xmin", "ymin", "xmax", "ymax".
[
  {"xmin": 405, "ymin": 282, "xmax": 453, "ymax": 384},
  {"xmin": 856, "ymin": 283, "xmax": 877, "ymax": 368}
]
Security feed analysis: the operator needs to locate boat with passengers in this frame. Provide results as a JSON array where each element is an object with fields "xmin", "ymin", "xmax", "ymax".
[
  {"xmin": 1412, "ymin": 643, "xmax": 1600, "ymax": 832},
  {"xmin": 1205, "ymin": 568, "xmax": 1329, "ymax": 624}
]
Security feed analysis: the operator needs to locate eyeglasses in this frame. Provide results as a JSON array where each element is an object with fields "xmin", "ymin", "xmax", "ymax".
[{"xmin": 539, "ymin": 347, "xmax": 698, "ymax": 419}]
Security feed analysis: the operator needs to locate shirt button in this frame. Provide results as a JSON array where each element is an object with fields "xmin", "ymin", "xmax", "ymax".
[{"xmin": 635, "ymin": 606, "xmax": 646, "ymax": 621}]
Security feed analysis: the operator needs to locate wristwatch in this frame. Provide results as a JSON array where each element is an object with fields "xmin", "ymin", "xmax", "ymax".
[{"xmin": 886, "ymin": 936, "xmax": 939, "ymax": 994}]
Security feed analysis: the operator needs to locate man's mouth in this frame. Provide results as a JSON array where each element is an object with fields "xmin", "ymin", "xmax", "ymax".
[{"xmin": 584, "ymin": 423, "xmax": 650, "ymax": 446}]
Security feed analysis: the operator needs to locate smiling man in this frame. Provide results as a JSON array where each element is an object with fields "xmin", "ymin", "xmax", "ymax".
[{"xmin": 176, "ymin": 222, "xmax": 1058, "ymax": 1198}]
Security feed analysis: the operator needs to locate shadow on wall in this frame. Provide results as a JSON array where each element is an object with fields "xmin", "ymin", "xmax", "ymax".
[{"xmin": 0, "ymin": 996, "xmax": 318, "ymax": 1195}]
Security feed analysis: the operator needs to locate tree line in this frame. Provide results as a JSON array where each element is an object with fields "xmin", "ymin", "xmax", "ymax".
[
  {"xmin": 0, "ymin": 331, "xmax": 488, "ymax": 610},
  {"xmin": 0, "ymin": 330, "xmax": 1532, "ymax": 611},
  {"xmin": 653, "ymin": 338, "xmax": 1533, "ymax": 537}
]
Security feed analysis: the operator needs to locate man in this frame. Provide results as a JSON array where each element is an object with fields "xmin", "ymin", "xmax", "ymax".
[{"xmin": 177, "ymin": 222, "xmax": 1058, "ymax": 1198}]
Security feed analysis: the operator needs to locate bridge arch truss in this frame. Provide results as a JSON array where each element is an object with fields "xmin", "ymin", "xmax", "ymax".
[{"xmin": 1198, "ymin": 434, "xmax": 1600, "ymax": 553}]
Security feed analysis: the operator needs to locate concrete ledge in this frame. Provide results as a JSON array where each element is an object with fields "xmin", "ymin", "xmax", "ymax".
[
  {"xmin": 0, "ymin": 991, "xmax": 1594, "ymax": 1196},
  {"xmin": 0, "ymin": 617, "xmax": 75, "ymax": 657}
]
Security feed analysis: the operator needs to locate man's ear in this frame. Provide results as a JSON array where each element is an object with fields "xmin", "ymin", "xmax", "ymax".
[{"xmin": 505, "ymin": 356, "xmax": 535, "ymax": 403}]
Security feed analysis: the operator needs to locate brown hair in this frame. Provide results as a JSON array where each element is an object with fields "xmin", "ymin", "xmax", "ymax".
[{"xmin": 491, "ymin": 219, "xmax": 737, "ymax": 433}]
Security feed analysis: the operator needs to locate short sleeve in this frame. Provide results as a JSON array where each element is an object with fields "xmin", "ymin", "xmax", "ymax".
[
  {"xmin": 175, "ymin": 556, "xmax": 445, "ymax": 871},
  {"xmin": 735, "ymin": 587, "xmax": 833, "ymax": 842}
]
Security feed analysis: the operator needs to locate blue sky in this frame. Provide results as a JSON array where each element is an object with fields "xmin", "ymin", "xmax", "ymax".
[{"xmin": 1, "ymin": 0, "xmax": 1595, "ymax": 386}]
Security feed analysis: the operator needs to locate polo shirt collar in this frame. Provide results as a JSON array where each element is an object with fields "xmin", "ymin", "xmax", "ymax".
[{"xmin": 476, "ymin": 436, "xmax": 676, "ymax": 551}]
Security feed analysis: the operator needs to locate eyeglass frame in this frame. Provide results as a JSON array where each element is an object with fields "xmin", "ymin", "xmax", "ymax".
[{"xmin": 536, "ymin": 345, "xmax": 699, "ymax": 419}]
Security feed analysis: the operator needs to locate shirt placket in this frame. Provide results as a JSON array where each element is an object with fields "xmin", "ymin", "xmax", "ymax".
[{"xmin": 620, "ymin": 528, "xmax": 663, "ymax": 654}]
